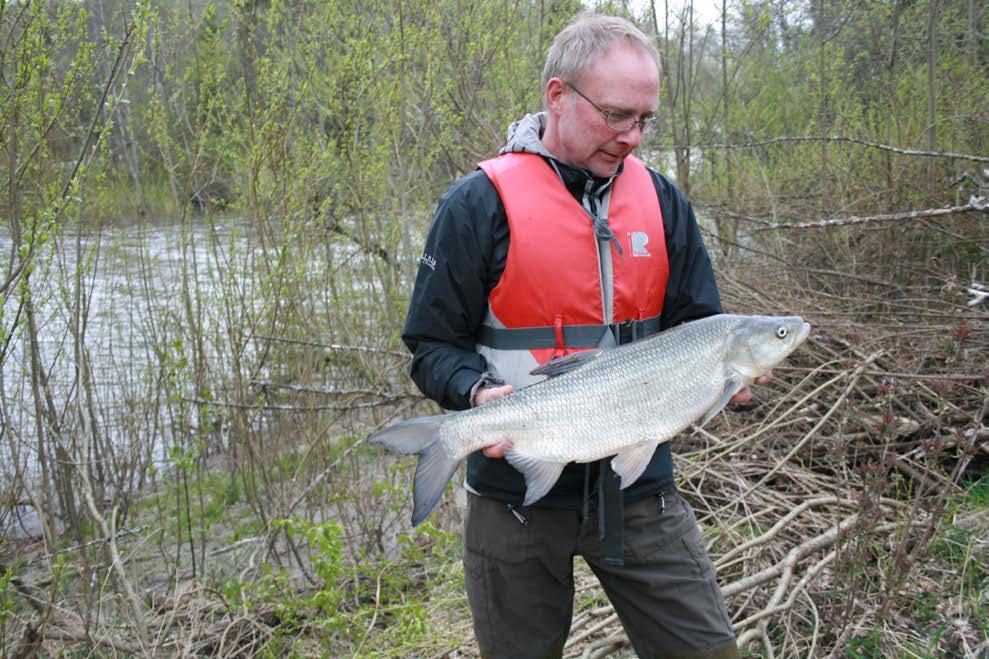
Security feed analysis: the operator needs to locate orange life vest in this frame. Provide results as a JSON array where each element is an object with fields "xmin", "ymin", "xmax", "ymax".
[{"xmin": 476, "ymin": 152, "xmax": 669, "ymax": 382}]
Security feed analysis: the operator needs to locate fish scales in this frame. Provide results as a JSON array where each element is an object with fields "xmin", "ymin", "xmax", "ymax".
[
  {"xmin": 371, "ymin": 314, "xmax": 811, "ymax": 526},
  {"xmin": 442, "ymin": 315, "xmax": 728, "ymax": 461}
]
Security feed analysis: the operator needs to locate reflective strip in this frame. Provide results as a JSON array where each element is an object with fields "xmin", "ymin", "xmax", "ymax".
[{"xmin": 476, "ymin": 314, "xmax": 662, "ymax": 350}]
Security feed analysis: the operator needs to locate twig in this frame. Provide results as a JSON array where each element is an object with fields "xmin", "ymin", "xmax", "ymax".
[
  {"xmin": 733, "ymin": 551, "xmax": 837, "ymax": 633},
  {"xmin": 563, "ymin": 612, "xmax": 619, "ymax": 649},
  {"xmin": 181, "ymin": 394, "xmax": 418, "ymax": 412},
  {"xmin": 352, "ymin": 560, "xmax": 393, "ymax": 657},
  {"xmin": 714, "ymin": 497, "xmax": 852, "ymax": 569},
  {"xmin": 751, "ymin": 202, "xmax": 984, "ymax": 232},
  {"xmin": 26, "ymin": 625, "xmax": 144, "ymax": 655},
  {"xmin": 249, "ymin": 381, "xmax": 404, "ymax": 397},
  {"xmin": 288, "ymin": 436, "xmax": 368, "ymax": 514},
  {"xmin": 732, "ymin": 352, "xmax": 880, "ymax": 502},
  {"xmin": 721, "ymin": 513, "xmax": 859, "ymax": 599},
  {"xmin": 208, "ymin": 536, "xmax": 262, "ymax": 559},
  {"xmin": 582, "ymin": 630, "xmax": 629, "ymax": 659},
  {"xmin": 253, "ymin": 334, "xmax": 409, "ymax": 359},
  {"xmin": 25, "ymin": 527, "xmax": 146, "ymax": 566},
  {"xmin": 664, "ymin": 135, "xmax": 989, "ymax": 163}
]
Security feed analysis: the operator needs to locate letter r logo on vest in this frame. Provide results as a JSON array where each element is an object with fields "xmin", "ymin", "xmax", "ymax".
[{"xmin": 629, "ymin": 231, "xmax": 651, "ymax": 257}]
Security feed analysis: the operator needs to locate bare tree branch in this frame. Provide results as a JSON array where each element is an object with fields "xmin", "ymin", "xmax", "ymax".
[
  {"xmin": 745, "ymin": 199, "xmax": 986, "ymax": 231},
  {"xmin": 657, "ymin": 135, "xmax": 989, "ymax": 163}
]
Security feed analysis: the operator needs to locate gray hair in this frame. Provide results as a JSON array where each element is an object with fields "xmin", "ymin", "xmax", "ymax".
[{"xmin": 542, "ymin": 14, "xmax": 660, "ymax": 107}]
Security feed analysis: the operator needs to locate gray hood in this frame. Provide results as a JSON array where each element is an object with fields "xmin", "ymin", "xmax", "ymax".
[{"xmin": 500, "ymin": 112, "xmax": 553, "ymax": 158}]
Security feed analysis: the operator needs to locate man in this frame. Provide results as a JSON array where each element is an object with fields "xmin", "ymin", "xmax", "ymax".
[{"xmin": 403, "ymin": 14, "xmax": 753, "ymax": 659}]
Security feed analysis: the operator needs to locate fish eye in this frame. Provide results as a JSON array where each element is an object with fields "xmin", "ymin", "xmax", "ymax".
[{"xmin": 776, "ymin": 326, "xmax": 788, "ymax": 339}]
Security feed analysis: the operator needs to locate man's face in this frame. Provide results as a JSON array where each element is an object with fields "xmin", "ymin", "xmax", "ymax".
[{"xmin": 544, "ymin": 42, "xmax": 660, "ymax": 178}]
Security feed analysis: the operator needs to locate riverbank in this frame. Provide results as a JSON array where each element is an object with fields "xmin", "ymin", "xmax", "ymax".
[{"xmin": 3, "ymin": 253, "xmax": 986, "ymax": 656}]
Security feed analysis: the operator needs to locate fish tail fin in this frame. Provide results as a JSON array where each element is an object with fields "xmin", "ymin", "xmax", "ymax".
[{"xmin": 369, "ymin": 415, "xmax": 458, "ymax": 527}]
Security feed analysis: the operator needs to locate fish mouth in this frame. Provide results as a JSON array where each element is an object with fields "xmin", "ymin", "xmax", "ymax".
[{"xmin": 795, "ymin": 321, "xmax": 812, "ymax": 346}]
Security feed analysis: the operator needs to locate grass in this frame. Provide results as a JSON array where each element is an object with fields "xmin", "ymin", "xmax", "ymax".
[
  {"xmin": 206, "ymin": 515, "xmax": 469, "ymax": 657},
  {"xmin": 863, "ymin": 476, "xmax": 989, "ymax": 657},
  {"xmin": 967, "ymin": 476, "xmax": 989, "ymax": 507}
]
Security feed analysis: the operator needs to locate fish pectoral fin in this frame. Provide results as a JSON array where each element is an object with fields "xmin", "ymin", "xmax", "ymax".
[
  {"xmin": 698, "ymin": 373, "xmax": 748, "ymax": 428},
  {"xmin": 529, "ymin": 349, "xmax": 602, "ymax": 378},
  {"xmin": 611, "ymin": 441, "xmax": 660, "ymax": 489},
  {"xmin": 503, "ymin": 449, "xmax": 567, "ymax": 506}
]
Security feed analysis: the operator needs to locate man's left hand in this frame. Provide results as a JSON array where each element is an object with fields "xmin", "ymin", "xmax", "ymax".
[{"xmin": 730, "ymin": 372, "xmax": 772, "ymax": 404}]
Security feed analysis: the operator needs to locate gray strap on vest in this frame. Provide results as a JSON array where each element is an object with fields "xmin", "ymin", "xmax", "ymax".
[
  {"xmin": 476, "ymin": 315, "xmax": 662, "ymax": 349},
  {"xmin": 547, "ymin": 159, "xmax": 623, "ymax": 256}
]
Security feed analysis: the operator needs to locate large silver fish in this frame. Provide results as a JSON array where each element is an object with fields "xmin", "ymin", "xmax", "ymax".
[{"xmin": 371, "ymin": 314, "xmax": 810, "ymax": 526}]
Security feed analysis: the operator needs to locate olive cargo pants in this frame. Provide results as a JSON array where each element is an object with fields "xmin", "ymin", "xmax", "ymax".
[{"xmin": 463, "ymin": 490, "xmax": 740, "ymax": 659}]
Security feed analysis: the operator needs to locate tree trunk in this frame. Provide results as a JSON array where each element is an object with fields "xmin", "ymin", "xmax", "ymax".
[
  {"xmin": 717, "ymin": 0, "xmax": 735, "ymax": 253},
  {"xmin": 818, "ymin": 0, "xmax": 830, "ymax": 217},
  {"xmin": 926, "ymin": 0, "xmax": 938, "ymax": 195}
]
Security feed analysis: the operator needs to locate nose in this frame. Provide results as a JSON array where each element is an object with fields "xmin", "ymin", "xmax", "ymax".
[{"xmin": 615, "ymin": 123, "xmax": 643, "ymax": 149}]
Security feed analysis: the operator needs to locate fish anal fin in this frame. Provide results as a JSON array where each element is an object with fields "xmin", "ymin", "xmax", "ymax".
[
  {"xmin": 699, "ymin": 373, "xmax": 748, "ymax": 428},
  {"xmin": 611, "ymin": 441, "xmax": 660, "ymax": 489},
  {"xmin": 503, "ymin": 449, "xmax": 567, "ymax": 506}
]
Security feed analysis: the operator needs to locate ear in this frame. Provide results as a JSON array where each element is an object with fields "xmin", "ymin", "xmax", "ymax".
[{"xmin": 545, "ymin": 77, "xmax": 569, "ymax": 113}]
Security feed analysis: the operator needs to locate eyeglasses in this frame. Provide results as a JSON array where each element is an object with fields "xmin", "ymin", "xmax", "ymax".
[{"xmin": 566, "ymin": 82, "xmax": 657, "ymax": 133}]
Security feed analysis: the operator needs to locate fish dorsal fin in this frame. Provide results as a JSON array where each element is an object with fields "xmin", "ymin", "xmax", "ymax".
[
  {"xmin": 503, "ymin": 448, "xmax": 567, "ymax": 506},
  {"xmin": 698, "ymin": 372, "xmax": 747, "ymax": 428},
  {"xmin": 611, "ymin": 441, "xmax": 660, "ymax": 489},
  {"xmin": 529, "ymin": 349, "xmax": 602, "ymax": 378}
]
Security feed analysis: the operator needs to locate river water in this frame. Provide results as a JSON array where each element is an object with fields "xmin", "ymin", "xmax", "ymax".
[
  {"xmin": 1, "ymin": 213, "xmax": 419, "ymax": 538},
  {"xmin": 1, "ymin": 217, "xmax": 256, "ymax": 536}
]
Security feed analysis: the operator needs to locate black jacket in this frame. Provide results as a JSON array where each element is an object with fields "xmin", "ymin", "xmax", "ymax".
[{"xmin": 402, "ymin": 156, "xmax": 723, "ymax": 509}]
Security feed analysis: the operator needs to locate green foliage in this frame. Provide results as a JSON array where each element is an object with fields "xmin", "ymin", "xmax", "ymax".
[
  {"xmin": 0, "ymin": 566, "xmax": 14, "ymax": 646},
  {"xmin": 936, "ymin": 524, "xmax": 984, "ymax": 591},
  {"xmin": 220, "ymin": 517, "xmax": 352, "ymax": 633},
  {"xmin": 212, "ymin": 514, "xmax": 466, "ymax": 653},
  {"xmin": 277, "ymin": 517, "xmax": 347, "ymax": 624},
  {"xmin": 682, "ymin": 1, "xmax": 988, "ymax": 219},
  {"xmin": 831, "ymin": 475, "xmax": 989, "ymax": 657},
  {"xmin": 935, "ymin": 477, "xmax": 989, "ymax": 593},
  {"xmin": 845, "ymin": 628, "xmax": 883, "ymax": 659},
  {"xmin": 966, "ymin": 476, "xmax": 989, "ymax": 508}
]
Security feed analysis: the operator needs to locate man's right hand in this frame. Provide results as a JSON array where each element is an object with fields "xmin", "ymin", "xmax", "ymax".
[{"xmin": 474, "ymin": 384, "xmax": 514, "ymax": 458}]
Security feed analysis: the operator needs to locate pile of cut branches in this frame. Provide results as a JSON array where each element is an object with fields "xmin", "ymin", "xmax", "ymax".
[{"xmin": 560, "ymin": 256, "xmax": 988, "ymax": 658}]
